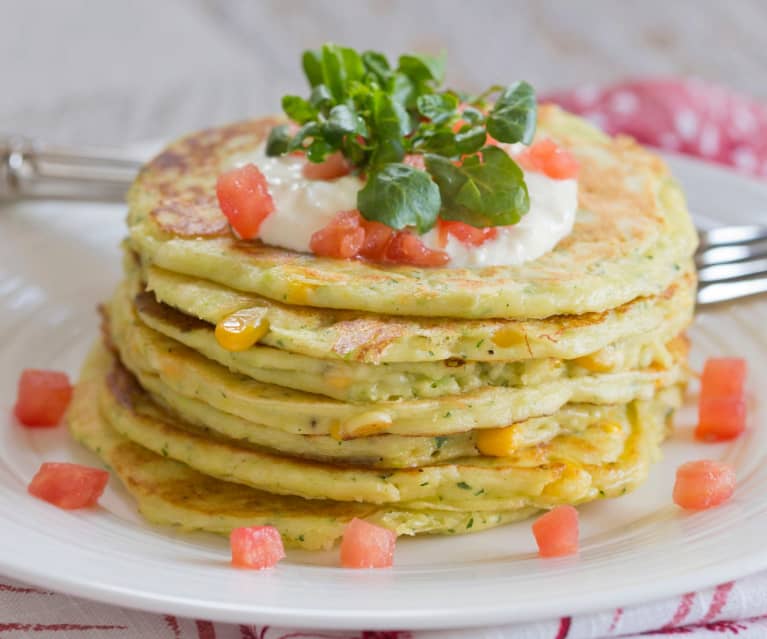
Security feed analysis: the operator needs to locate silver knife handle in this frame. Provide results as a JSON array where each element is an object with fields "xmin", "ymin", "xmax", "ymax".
[{"xmin": 1, "ymin": 136, "xmax": 142, "ymax": 202}]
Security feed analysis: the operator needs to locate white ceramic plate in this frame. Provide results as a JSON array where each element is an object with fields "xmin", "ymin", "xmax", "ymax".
[{"xmin": 0, "ymin": 153, "xmax": 765, "ymax": 631}]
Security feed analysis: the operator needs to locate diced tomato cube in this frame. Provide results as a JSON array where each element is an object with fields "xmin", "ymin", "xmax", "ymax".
[
  {"xmin": 696, "ymin": 357, "xmax": 748, "ymax": 442},
  {"xmin": 358, "ymin": 219, "xmax": 394, "ymax": 260},
  {"xmin": 402, "ymin": 154, "xmax": 426, "ymax": 171},
  {"xmin": 14, "ymin": 370, "xmax": 73, "ymax": 427},
  {"xmin": 28, "ymin": 462, "xmax": 109, "ymax": 509},
  {"xmin": 438, "ymin": 219, "xmax": 498, "ymax": 247},
  {"xmin": 542, "ymin": 148, "xmax": 580, "ymax": 180},
  {"xmin": 532, "ymin": 505, "xmax": 579, "ymax": 558},
  {"xmin": 216, "ymin": 164, "xmax": 274, "ymax": 240},
  {"xmin": 230, "ymin": 526, "xmax": 286, "ymax": 570},
  {"xmin": 309, "ymin": 210, "xmax": 366, "ymax": 259},
  {"xmin": 386, "ymin": 231, "xmax": 450, "ymax": 267},
  {"xmin": 517, "ymin": 139, "xmax": 579, "ymax": 180},
  {"xmin": 340, "ymin": 518, "xmax": 396, "ymax": 569},
  {"xmin": 673, "ymin": 460, "xmax": 736, "ymax": 510},
  {"xmin": 696, "ymin": 397, "xmax": 746, "ymax": 441},
  {"xmin": 451, "ymin": 118, "xmax": 469, "ymax": 134},
  {"xmin": 701, "ymin": 358, "xmax": 747, "ymax": 400},
  {"xmin": 302, "ymin": 152, "xmax": 351, "ymax": 180}
]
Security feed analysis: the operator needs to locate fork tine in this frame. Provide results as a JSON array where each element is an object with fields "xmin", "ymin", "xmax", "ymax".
[
  {"xmin": 698, "ymin": 257, "xmax": 767, "ymax": 283},
  {"xmin": 698, "ymin": 275, "xmax": 767, "ymax": 306},
  {"xmin": 698, "ymin": 225, "xmax": 767, "ymax": 249},
  {"xmin": 695, "ymin": 241, "xmax": 767, "ymax": 266}
]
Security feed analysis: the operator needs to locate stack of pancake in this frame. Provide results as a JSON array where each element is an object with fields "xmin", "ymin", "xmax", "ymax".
[{"xmin": 68, "ymin": 106, "xmax": 698, "ymax": 550}]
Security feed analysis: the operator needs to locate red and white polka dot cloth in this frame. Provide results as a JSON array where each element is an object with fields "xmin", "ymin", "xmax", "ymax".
[{"xmin": 544, "ymin": 78, "xmax": 767, "ymax": 178}]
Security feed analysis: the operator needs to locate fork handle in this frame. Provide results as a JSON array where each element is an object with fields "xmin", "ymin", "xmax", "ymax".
[{"xmin": 0, "ymin": 136, "xmax": 142, "ymax": 202}]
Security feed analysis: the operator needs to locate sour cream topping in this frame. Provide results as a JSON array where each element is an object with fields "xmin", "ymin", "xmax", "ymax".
[{"xmin": 232, "ymin": 144, "xmax": 578, "ymax": 268}]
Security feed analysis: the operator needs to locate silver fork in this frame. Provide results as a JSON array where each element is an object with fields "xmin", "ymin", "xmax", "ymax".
[
  {"xmin": 697, "ymin": 226, "xmax": 767, "ymax": 306},
  {"xmin": 0, "ymin": 135, "xmax": 141, "ymax": 201},
  {"xmin": 1, "ymin": 136, "xmax": 766, "ymax": 307}
]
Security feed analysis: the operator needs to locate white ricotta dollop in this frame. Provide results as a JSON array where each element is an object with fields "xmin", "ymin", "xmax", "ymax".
[
  {"xmin": 232, "ymin": 145, "xmax": 364, "ymax": 253},
  {"xmin": 419, "ymin": 172, "xmax": 578, "ymax": 267},
  {"xmin": 235, "ymin": 143, "xmax": 578, "ymax": 267}
]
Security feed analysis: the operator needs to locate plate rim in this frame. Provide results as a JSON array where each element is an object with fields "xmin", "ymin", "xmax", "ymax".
[{"xmin": 1, "ymin": 150, "xmax": 766, "ymax": 630}]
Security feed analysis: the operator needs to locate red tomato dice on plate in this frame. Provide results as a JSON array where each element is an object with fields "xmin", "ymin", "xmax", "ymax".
[
  {"xmin": 302, "ymin": 152, "xmax": 352, "ymax": 180},
  {"xmin": 532, "ymin": 505, "xmax": 579, "ymax": 558},
  {"xmin": 696, "ymin": 397, "xmax": 746, "ymax": 441},
  {"xmin": 216, "ymin": 164, "xmax": 275, "ymax": 239},
  {"xmin": 310, "ymin": 210, "xmax": 366, "ymax": 259},
  {"xmin": 340, "ymin": 518, "xmax": 396, "ymax": 569},
  {"xmin": 696, "ymin": 357, "xmax": 748, "ymax": 441},
  {"xmin": 701, "ymin": 358, "xmax": 747, "ymax": 398},
  {"xmin": 230, "ymin": 526, "xmax": 286, "ymax": 570},
  {"xmin": 673, "ymin": 460, "xmax": 736, "ymax": 510},
  {"xmin": 28, "ymin": 462, "xmax": 109, "ymax": 509},
  {"xmin": 14, "ymin": 369, "xmax": 73, "ymax": 427}
]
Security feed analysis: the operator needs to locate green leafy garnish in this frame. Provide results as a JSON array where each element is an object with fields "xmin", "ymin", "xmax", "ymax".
[
  {"xmin": 267, "ymin": 43, "xmax": 538, "ymax": 231},
  {"xmin": 486, "ymin": 82, "xmax": 537, "ymax": 145},
  {"xmin": 426, "ymin": 147, "xmax": 529, "ymax": 227},
  {"xmin": 357, "ymin": 164, "xmax": 440, "ymax": 233}
]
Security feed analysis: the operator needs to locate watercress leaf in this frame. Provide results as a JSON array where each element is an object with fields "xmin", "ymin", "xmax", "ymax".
[
  {"xmin": 397, "ymin": 52, "xmax": 446, "ymax": 87},
  {"xmin": 320, "ymin": 44, "xmax": 366, "ymax": 103},
  {"xmin": 388, "ymin": 72, "xmax": 415, "ymax": 107},
  {"xmin": 414, "ymin": 128, "xmax": 457, "ymax": 157},
  {"xmin": 353, "ymin": 114, "xmax": 369, "ymax": 138},
  {"xmin": 321, "ymin": 44, "xmax": 348, "ymax": 102},
  {"xmin": 281, "ymin": 95, "xmax": 316, "ymax": 124},
  {"xmin": 326, "ymin": 104, "xmax": 358, "ymax": 141},
  {"xmin": 455, "ymin": 125, "xmax": 487, "ymax": 154},
  {"xmin": 265, "ymin": 125, "xmax": 291, "ymax": 157},
  {"xmin": 302, "ymin": 50, "xmax": 323, "ymax": 87},
  {"xmin": 486, "ymin": 81, "xmax": 537, "ymax": 144},
  {"xmin": 306, "ymin": 137, "xmax": 334, "ymax": 163},
  {"xmin": 416, "ymin": 93, "xmax": 459, "ymax": 124},
  {"xmin": 349, "ymin": 80, "xmax": 374, "ymax": 114},
  {"xmin": 424, "ymin": 154, "xmax": 463, "ymax": 197},
  {"xmin": 375, "ymin": 91, "xmax": 412, "ymax": 137},
  {"xmin": 362, "ymin": 50, "xmax": 391, "ymax": 84},
  {"xmin": 340, "ymin": 46, "xmax": 365, "ymax": 84},
  {"xmin": 286, "ymin": 122, "xmax": 321, "ymax": 152},
  {"xmin": 358, "ymin": 163, "xmax": 441, "ymax": 233},
  {"xmin": 342, "ymin": 135, "xmax": 369, "ymax": 166},
  {"xmin": 460, "ymin": 106, "xmax": 485, "ymax": 125},
  {"xmin": 425, "ymin": 146, "xmax": 529, "ymax": 226},
  {"xmin": 473, "ymin": 84, "xmax": 505, "ymax": 105},
  {"xmin": 369, "ymin": 137, "xmax": 405, "ymax": 170},
  {"xmin": 309, "ymin": 84, "xmax": 334, "ymax": 111}
]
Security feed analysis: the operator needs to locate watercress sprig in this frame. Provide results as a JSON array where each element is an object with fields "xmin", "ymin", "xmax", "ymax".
[{"xmin": 266, "ymin": 43, "xmax": 537, "ymax": 232}]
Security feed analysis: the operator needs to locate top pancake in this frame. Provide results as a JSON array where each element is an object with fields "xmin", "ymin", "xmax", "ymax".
[{"xmin": 127, "ymin": 106, "xmax": 698, "ymax": 319}]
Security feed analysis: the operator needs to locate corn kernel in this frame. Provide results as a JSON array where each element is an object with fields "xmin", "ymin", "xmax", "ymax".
[
  {"xmin": 476, "ymin": 426, "xmax": 519, "ymax": 456},
  {"xmin": 491, "ymin": 326, "xmax": 525, "ymax": 348},
  {"xmin": 215, "ymin": 307, "xmax": 269, "ymax": 352},
  {"xmin": 286, "ymin": 281, "xmax": 314, "ymax": 305},
  {"xmin": 573, "ymin": 353, "xmax": 614, "ymax": 373},
  {"xmin": 339, "ymin": 411, "xmax": 393, "ymax": 439},
  {"xmin": 326, "ymin": 374, "xmax": 352, "ymax": 389},
  {"xmin": 541, "ymin": 463, "xmax": 589, "ymax": 500},
  {"xmin": 329, "ymin": 421, "xmax": 344, "ymax": 441},
  {"xmin": 600, "ymin": 421, "xmax": 623, "ymax": 435}
]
